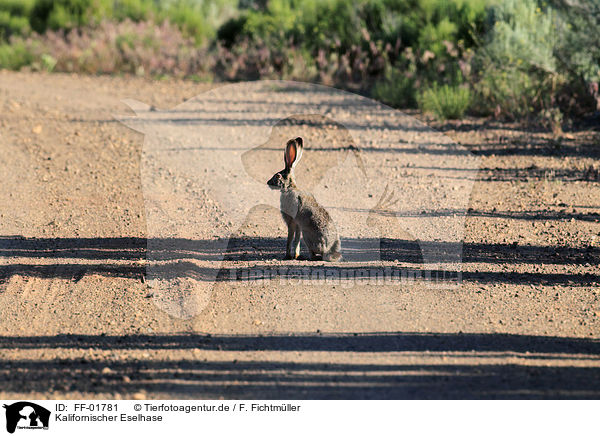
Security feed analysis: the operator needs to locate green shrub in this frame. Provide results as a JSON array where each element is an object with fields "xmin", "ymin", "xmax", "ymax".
[
  {"xmin": 418, "ymin": 83, "xmax": 471, "ymax": 119},
  {"xmin": 550, "ymin": 0, "xmax": 600, "ymax": 114},
  {"xmin": 27, "ymin": 0, "xmax": 236, "ymax": 45},
  {"xmin": 0, "ymin": 11, "xmax": 30, "ymax": 38},
  {"xmin": 160, "ymin": 0, "xmax": 238, "ymax": 45},
  {"xmin": 30, "ymin": 0, "xmax": 109, "ymax": 33},
  {"xmin": 0, "ymin": 0, "xmax": 33, "ymax": 39},
  {"xmin": 40, "ymin": 52, "xmax": 56, "ymax": 71},
  {"xmin": 1, "ymin": 0, "xmax": 596, "ymax": 122},
  {"xmin": 291, "ymin": 0, "xmax": 363, "ymax": 51},
  {"xmin": 111, "ymin": 0, "xmax": 153, "ymax": 22},
  {"xmin": 484, "ymin": 0, "xmax": 557, "ymax": 72},
  {"xmin": 372, "ymin": 68, "xmax": 417, "ymax": 108},
  {"xmin": 0, "ymin": 0, "xmax": 35, "ymax": 17},
  {"xmin": 471, "ymin": 0, "xmax": 565, "ymax": 118},
  {"xmin": 218, "ymin": 0, "xmax": 487, "ymax": 55},
  {"xmin": 0, "ymin": 40, "xmax": 35, "ymax": 69},
  {"xmin": 552, "ymin": 0, "xmax": 600, "ymax": 84}
]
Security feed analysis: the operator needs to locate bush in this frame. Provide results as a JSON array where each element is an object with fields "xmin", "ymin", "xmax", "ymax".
[
  {"xmin": 217, "ymin": 0, "xmax": 486, "ymax": 86},
  {"xmin": 470, "ymin": 0, "xmax": 600, "ymax": 119},
  {"xmin": 471, "ymin": 0, "xmax": 562, "ymax": 118},
  {"xmin": 372, "ymin": 67, "xmax": 417, "ymax": 108},
  {"xmin": 213, "ymin": 37, "xmax": 316, "ymax": 81},
  {"xmin": 26, "ymin": 0, "xmax": 236, "ymax": 45},
  {"xmin": 551, "ymin": 0, "xmax": 600, "ymax": 113},
  {"xmin": 0, "ymin": 10, "xmax": 30, "ymax": 39},
  {"xmin": 217, "ymin": 15, "xmax": 248, "ymax": 48},
  {"xmin": 0, "ymin": 39, "xmax": 35, "ymax": 69},
  {"xmin": 0, "ymin": 0, "xmax": 34, "ymax": 39},
  {"xmin": 159, "ymin": 0, "xmax": 238, "ymax": 45},
  {"xmin": 418, "ymin": 83, "xmax": 471, "ymax": 119},
  {"xmin": 30, "ymin": 0, "xmax": 108, "ymax": 33},
  {"xmin": 0, "ymin": 0, "xmax": 597, "ymax": 124},
  {"xmin": 0, "ymin": 0, "xmax": 35, "ymax": 17},
  {"xmin": 111, "ymin": 0, "xmax": 153, "ymax": 22},
  {"xmin": 552, "ymin": 0, "xmax": 600, "ymax": 84},
  {"xmin": 5, "ymin": 19, "xmax": 214, "ymax": 77}
]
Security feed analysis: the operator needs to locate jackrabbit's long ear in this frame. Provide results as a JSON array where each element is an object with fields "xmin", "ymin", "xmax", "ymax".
[
  {"xmin": 294, "ymin": 137, "xmax": 304, "ymax": 157},
  {"xmin": 285, "ymin": 137, "xmax": 303, "ymax": 169}
]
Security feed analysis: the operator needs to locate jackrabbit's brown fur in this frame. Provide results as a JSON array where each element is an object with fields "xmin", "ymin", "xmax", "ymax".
[{"xmin": 267, "ymin": 137, "xmax": 342, "ymax": 261}]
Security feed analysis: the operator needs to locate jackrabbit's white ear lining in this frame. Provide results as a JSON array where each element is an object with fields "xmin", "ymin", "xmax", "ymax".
[{"xmin": 292, "ymin": 145, "xmax": 303, "ymax": 167}]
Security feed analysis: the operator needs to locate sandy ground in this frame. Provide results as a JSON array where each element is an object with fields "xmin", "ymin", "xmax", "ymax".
[{"xmin": 0, "ymin": 71, "xmax": 599, "ymax": 399}]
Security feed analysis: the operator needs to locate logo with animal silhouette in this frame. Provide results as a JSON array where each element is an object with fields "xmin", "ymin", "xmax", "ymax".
[
  {"xmin": 3, "ymin": 402, "xmax": 50, "ymax": 433},
  {"xmin": 118, "ymin": 81, "xmax": 480, "ymax": 318}
]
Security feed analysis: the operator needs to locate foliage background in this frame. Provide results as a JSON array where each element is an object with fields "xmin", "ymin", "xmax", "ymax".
[{"xmin": 0, "ymin": 0, "xmax": 598, "ymax": 123}]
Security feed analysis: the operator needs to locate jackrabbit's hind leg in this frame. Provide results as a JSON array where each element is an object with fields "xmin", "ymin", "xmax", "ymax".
[
  {"xmin": 324, "ymin": 251, "xmax": 342, "ymax": 262},
  {"xmin": 324, "ymin": 239, "xmax": 342, "ymax": 262},
  {"xmin": 308, "ymin": 248, "xmax": 323, "ymax": 261}
]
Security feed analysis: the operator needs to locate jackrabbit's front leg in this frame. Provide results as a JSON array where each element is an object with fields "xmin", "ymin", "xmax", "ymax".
[
  {"xmin": 285, "ymin": 221, "xmax": 299, "ymax": 259},
  {"xmin": 291, "ymin": 226, "xmax": 301, "ymax": 259}
]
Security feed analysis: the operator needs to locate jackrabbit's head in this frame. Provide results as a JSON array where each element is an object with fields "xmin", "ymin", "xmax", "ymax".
[{"xmin": 267, "ymin": 137, "xmax": 304, "ymax": 191}]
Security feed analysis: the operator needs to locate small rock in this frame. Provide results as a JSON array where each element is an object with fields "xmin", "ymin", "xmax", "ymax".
[
  {"xmin": 32, "ymin": 125, "xmax": 42, "ymax": 134},
  {"xmin": 131, "ymin": 392, "xmax": 146, "ymax": 400}
]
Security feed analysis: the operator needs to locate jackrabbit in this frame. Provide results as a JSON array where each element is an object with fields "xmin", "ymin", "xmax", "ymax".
[{"xmin": 267, "ymin": 137, "xmax": 342, "ymax": 261}]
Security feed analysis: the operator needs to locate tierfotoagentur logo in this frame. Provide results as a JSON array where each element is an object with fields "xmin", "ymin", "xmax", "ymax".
[
  {"xmin": 118, "ymin": 81, "xmax": 480, "ymax": 319},
  {"xmin": 3, "ymin": 402, "xmax": 50, "ymax": 433}
]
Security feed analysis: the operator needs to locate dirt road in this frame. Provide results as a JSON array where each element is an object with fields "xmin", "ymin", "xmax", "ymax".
[{"xmin": 0, "ymin": 71, "xmax": 599, "ymax": 399}]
